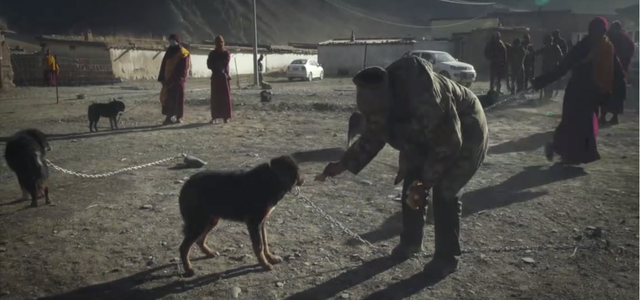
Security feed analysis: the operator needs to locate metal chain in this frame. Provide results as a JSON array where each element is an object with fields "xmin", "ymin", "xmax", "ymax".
[
  {"xmin": 44, "ymin": 153, "xmax": 186, "ymax": 178},
  {"xmin": 294, "ymin": 188, "xmax": 601, "ymax": 256}
]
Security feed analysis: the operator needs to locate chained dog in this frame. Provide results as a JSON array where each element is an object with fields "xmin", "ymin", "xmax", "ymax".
[
  {"xmin": 178, "ymin": 155, "xmax": 304, "ymax": 277},
  {"xmin": 88, "ymin": 99, "xmax": 126, "ymax": 132},
  {"xmin": 3, "ymin": 129, "xmax": 52, "ymax": 207}
]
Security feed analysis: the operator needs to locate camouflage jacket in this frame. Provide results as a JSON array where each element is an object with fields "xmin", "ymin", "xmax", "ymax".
[{"xmin": 341, "ymin": 56, "xmax": 488, "ymax": 186}]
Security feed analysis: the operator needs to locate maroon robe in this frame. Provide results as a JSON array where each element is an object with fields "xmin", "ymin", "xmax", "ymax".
[
  {"xmin": 158, "ymin": 46, "xmax": 190, "ymax": 119},
  {"xmin": 604, "ymin": 31, "xmax": 634, "ymax": 115},
  {"xmin": 207, "ymin": 49, "xmax": 232, "ymax": 120}
]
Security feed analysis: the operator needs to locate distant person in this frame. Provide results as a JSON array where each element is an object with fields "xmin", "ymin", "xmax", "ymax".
[
  {"xmin": 524, "ymin": 44, "xmax": 536, "ymax": 90},
  {"xmin": 532, "ymin": 17, "xmax": 626, "ymax": 165},
  {"xmin": 258, "ymin": 54, "xmax": 265, "ymax": 84},
  {"xmin": 42, "ymin": 49, "xmax": 59, "ymax": 86},
  {"xmin": 484, "ymin": 31, "xmax": 507, "ymax": 93},
  {"xmin": 534, "ymin": 35, "xmax": 562, "ymax": 102},
  {"xmin": 602, "ymin": 20, "xmax": 636, "ymax": 125},
  {"xmin": 158, "ymin": 34, "xmax": 190, "ymax": 125},
  {"xmin": 551, "ymin": 29, "xmax": 569, "ymax": 96},
  {"xmin": 207, "ymin": 35, "xmax": 232, "ymax": 124},
  {"xmin": 508, "ymin": 38, "xmax": 526, "ymax": 94}
]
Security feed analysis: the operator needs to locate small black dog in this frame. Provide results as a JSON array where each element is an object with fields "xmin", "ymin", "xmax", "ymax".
[
  {"xmin": 260, "ymin": 90, "xmax": 273, "ymax": 102},
  {"xmin": 3, "ymin": 129, "xmax": 52, "ymax": 207},
  {"xmin": 478, "ymin": 90, "xmax": 499, "ymax": 108},
  {"xmin": 88, "ymin": 99, "xmax": 126, "ymax": 132},
  {"xmin": 178, "ymin": 155, "xmax": 304, "ymax": 277},
  {"xmin": 347, "ymin": 111, "xmax": 365, "ymax": 147}
]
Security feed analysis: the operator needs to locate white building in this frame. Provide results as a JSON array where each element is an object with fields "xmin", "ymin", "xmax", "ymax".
[{"xmin": 317, "ymin": 37, "xmax": 455, "ymax": 77}]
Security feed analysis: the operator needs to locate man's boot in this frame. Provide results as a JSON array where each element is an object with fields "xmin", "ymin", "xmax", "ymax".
[
  {"xmin": 391, "ymin": 172, "xmax": 425, "ymax": 260},
  {"xmin": 424, "ymin": 189, "xmax": 461, "ymax": 279}
]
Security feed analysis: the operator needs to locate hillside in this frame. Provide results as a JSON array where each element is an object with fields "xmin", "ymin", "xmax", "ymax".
[{"xmin": 1, "ymin": 0, "xmax": 636, "ymax": 44}]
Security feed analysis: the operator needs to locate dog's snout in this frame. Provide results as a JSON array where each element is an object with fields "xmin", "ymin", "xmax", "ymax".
[{"xmin": 296, "ymin": 176, "xmax": 305, "ymax": 186}]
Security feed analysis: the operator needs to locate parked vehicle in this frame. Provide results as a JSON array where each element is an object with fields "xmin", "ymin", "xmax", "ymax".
[
  {"xmin": 405, "ymin": 50, "xmax": 476, "ymax": 88},
  {"xmin": 286, "ymin": 59, "xmax": 324, "ymax": 82}
]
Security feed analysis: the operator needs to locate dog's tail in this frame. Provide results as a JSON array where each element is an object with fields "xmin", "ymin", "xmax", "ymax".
[{"xmin": 347, "ymin": 111, "xmax": 365, "ymax": 148}]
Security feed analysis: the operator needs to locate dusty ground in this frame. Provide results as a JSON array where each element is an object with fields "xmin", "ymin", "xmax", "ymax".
[{"xmin": 0, "ymin": 76, "xmax": 638, "ymax": 300}]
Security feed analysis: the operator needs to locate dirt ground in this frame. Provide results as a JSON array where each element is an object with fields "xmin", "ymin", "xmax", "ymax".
[{"xmin": 0, "ymin": 76, "xmax": 638, "ymax": 300}]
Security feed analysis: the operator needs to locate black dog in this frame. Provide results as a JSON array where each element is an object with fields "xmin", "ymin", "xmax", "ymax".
[
  {"xmin": 347, "ymin": 111, "xmax": 365, "ymax": 147},
  {"xmin": 178, "ymin": 155, "xmax": 304, "ymax": 277},
  {"xmin": 3, "ymin": 129, "xmax": 52, "ymax": 207},
  {"xmin": 478, "ymin": 90, "xmax": 499, "ymax": 108},
  {"xmin": 88, "ymin": 99, "xmax": 125, "ymax": 132},
  {"xmin": 260, "ymin": 90, "xmax": 273, "ymax": 102}
]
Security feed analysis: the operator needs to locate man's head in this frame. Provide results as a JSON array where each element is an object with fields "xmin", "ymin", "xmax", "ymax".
[
  {"xmin": 259, "ymin": 54, "xmax": 264, "ymax": 61},
  {"xmin": 523, "ymin": 34, "xmax": 531, "ymax": 43},
  {"xmin": 543, "ymin": 34, "xmax": 553, "ymax": 46},
  {"xmin": 168, "ymin": 34, "xmax": 180, "ymax": 47},
  {"xmin": 492, "ymin": 31, "xmax": 501, "ymax": 41},
  {"xmin": 512, "ymin": 38, "xmax": 521, "ymax": 47},
  {"xmin": 352, "ymin": 66, "xmax": 390, "ymax": 114},
  {"xmin": 45, "ymin": 49, "xmax": 51, "ymax": 55},
  {"xmin": 610, "ymin": 21, "xmax": 623, "ymax": 34},
  {"xmin": 214, "ymin": 35, "xmax": 225, "ymax": 50},
  {"xmin": 552, "ymin": 29, "xmax": 560, "ymax": 38},
  {"xmin": 588, "ymin": 17, "xmax": 608, "ymax": 41}
]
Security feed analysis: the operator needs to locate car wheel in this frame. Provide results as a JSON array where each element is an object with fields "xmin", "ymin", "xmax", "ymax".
[
  {"xmin": 288, "ymin": 77, "xmax": 294, "ymax": 82},
  {"xmin": 319, "ymin": 71, "xmax": 324, "ymax": 80},
  {"xmin": 307, "ymin": 72, "xmax": 313, "ymax": 81},
  {"xmin": 440, "ymin": 71, "xmax": 451, "ymax": 79},
  {"xmin": 464, "ymin": 82, "xmax": 472, "ymax": 88}
]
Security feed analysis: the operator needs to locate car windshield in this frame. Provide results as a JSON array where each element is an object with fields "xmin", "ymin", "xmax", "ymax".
[
  {"xmin": 432, "ymin": 52, "xmax": 456, "ymax": 63},
  {"xmin": 291, "ymin": 59, "xmax": 308, "ymax": 65}
]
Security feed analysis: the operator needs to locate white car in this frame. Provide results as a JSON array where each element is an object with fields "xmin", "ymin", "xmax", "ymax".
[
  {"xmin": 406, "ymin": 50, "xmax": 476, "ymax": 87},
  {"xmin": 286, "ymin": 59, "xmax": 324, "ymax": 81}
]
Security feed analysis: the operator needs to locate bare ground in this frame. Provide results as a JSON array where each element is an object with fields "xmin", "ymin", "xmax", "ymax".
[{"xmin": 0, "ymin": 77, "xmax": 638, "ymax": 300}]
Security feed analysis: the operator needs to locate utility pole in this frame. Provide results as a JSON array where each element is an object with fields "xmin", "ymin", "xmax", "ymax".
[{"xmin": 252, "ymin": 0, "xmax": 259, "ymax": 86}]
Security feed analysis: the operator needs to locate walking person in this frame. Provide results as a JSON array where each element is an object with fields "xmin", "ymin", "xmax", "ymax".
[
  {"xmin": 258, "ymin": 54, "xmax": 265, "ymax": 84},
  {"xmin": 534, "ymin": 35, "xmax": 563, "ymax": 103},
  {"xmin": 533, "ymin": 17, "xmax": 626, "ymax": 165},
  {"xmin": 207, "ymin": 35, "xmax": 232, "ymax": 124},
  {"xmin": 318, "ymin": 55, "xmax": 488, "ymax": 280}
]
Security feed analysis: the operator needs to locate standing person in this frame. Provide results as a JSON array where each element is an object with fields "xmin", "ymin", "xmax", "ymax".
[
  {"xmin": 508, "ymin": 38, "xmax": 526, "ymax": 94},
  {"xmin": 257, "ymin": 54, "xmax": 265, "ymax": 84},
  {"xmin": 42, "ymin": 49, "xmax": 59, "ymax": 87},
  {"xmin": 532, "ymin": 17, "xmax": 626, "ymax": 165},
  {"xmin": 207, "ymin": 35, "xmax": 232, "ymax": 124},
  {"xmin": 602, "ymin": 20, "xmax": 635, "ymax": 125},
  {"xmin": 318, "ymin": 56, "xmax": 488, "ymax": 279},
  {"xmin": 524, "ymin": 44, "xmax": 536, "ymax": 90},
  {"xmin": 534, "ymin": 35, "xmax": 563, "ymax": 102},
  {"xmin": 484, "ymin": 31, "xmax": 507, "ymax": 93},
  {"xmin": 158, "ymin": 34, "xmax": 190, "ymax": 125},
  {"xmin": 551, "ymin": 30, "xmax": 569, "ymax": 96}
]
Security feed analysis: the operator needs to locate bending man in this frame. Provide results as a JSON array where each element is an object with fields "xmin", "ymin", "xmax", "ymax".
[{"xmin": 320, "ymin": 56, "xmax": 489, "ymax": 279}]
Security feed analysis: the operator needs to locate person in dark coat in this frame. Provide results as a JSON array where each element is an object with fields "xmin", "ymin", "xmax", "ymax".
[
  {"xmin": 532, "ymin": 17, "xmax": 626, "ymax": 165},
  {"xmin": 508, "ymin": 38, "xmax": 526, "ymax": 94},
  {"xmin": 484, "ymin": 31, "xmax": 508, "ymax": 93},
  {"xmin": 601, "ymin": 20, "xmax": 636, "ymax": 125},
  {"xmin": 207, "ymin": 35, "xmax": 233, "ymax": 124},
  {"xmin": 534, "ymin": 35, "xmax": 563, "ymax": 102}
]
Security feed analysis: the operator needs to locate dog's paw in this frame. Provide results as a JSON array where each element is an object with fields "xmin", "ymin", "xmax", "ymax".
[
  {"xmin": 266, "ymin": 254, "xmax": 282, "ymax": 264},
  {"xmin": 203, "ymin": 250, "xmax": 219, "ymax": 258},
  {"xmin": 183, "ymin": 269, "xmax": 195, "ymax": 278}
]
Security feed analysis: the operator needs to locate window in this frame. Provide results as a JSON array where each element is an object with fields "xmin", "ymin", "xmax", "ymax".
[
  {"xmin": 421, "ymin": 53, "xmax": 433, "ymax": 62},
  {"xmin": 291, "ymin": 59, "xmax": 307, "ymax": 65}
]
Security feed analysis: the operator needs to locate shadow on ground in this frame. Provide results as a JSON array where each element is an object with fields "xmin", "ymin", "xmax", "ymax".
[
  {"xmin": 488, "ymin": 131, "xmax": 553, "ymax": 155},
  {"xmin": 345, "ymin": 164, "xmax": 587, "ymax": 247},
  {"xmin": 37, "ymin": 261, "xmax": 262, "ymax": 300}
]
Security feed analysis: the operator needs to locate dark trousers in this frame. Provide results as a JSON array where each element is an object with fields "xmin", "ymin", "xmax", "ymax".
[
  {"xmin": 510, "ymin": 66, "xmax": 524, "ymax": 94},
  {"xmin": 258, "ymin": 72, "xmax": 264, "ymax": 84},
  {"xmin": 400, "ymin": 124, "xmax": 487, "ymax": 259},
  {"xmin": 524, "ymin": 66, "xmax": 534, "ymax": 89},
  {"xmin": 489, "ymin": 63, "xmax": 505, "ymax": 93}
]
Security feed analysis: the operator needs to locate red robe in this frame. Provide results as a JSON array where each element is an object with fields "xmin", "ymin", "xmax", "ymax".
[
  {"xmin": 207, "ymin": 49, "xmax": 232, "ymax": 120},
  {"xmin": 158, "ymin": 46, "xmax": 190, "ymax": 119}
]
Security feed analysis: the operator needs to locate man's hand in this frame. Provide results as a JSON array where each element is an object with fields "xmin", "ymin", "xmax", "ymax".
[{"xmin": 315, "ymin": 161, "xmax": 346, "ymax": 181}]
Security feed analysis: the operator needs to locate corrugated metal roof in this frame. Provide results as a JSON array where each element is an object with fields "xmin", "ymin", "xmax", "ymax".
[{"xmin": 319, "ymin": 38, "xmax": 416, "ymax": 46}]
